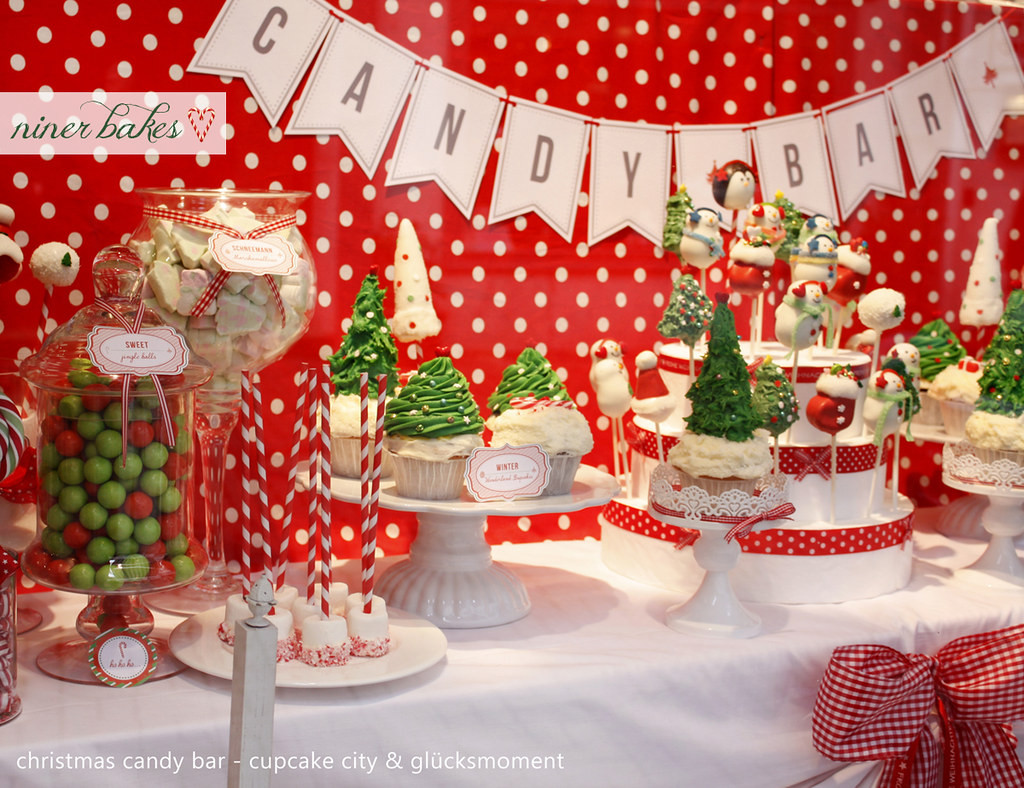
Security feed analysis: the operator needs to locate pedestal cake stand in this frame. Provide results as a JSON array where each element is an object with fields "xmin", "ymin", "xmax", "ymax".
[
  {"xmin": 327, "ymin": 465, "xmax": 619, "ymax": 629},
  {"xmin": 942, "ymin": 441, "xmax": 1024, "ymax": 587}
]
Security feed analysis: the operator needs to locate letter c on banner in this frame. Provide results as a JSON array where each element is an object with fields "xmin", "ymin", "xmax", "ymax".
[{"xmin": 253, "ymin": 6, "xmax": 288, "ymax": 54}]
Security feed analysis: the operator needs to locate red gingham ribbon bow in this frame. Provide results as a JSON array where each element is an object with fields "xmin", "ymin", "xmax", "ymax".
[
  {"xmin": 702, "ymin": 502, "xmax": 796, "ymax": 543},
  {"xmin": 792, "ymin": 446, "xmax": 833, "ymax": 480},
  {"xmin": 812, "ymin": 624, "xmax": 1024, "ymax": 788},
  {"xmin": 142, "ymin": 205, "xmax": 292, "ymax": 325}
]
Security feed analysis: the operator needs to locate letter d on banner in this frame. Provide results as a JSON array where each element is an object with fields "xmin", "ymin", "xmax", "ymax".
[{"xmin": 189, "ymin": 0, "xmax": 332, "ymax": 127}]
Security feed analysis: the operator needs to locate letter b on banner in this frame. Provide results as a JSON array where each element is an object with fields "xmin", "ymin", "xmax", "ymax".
[{"xmin": 784, "ymin": 143, "xmax": 803, "ymax": 188}]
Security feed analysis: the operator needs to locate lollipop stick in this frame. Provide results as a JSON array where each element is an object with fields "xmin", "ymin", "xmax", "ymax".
[
  {"xmin": 773, "ymin": 436, "xmax": 780, "ymax": 475},
  {"xmin": 610, "ymin": 420, "xmax": 622, "ymax": 482},
  {"xmin": 749, "ymin": 301, "xmax": 758, "ymax": 356},
  {"xmin": 868, "ymin": 443, "xmax": 883, "ymax": 516},
  {"xmin": 655, "ymin": 422, "xmax": 665, "ymax": 464},
  {"xmin": 891, "ymin": 431, "xmax": 901, "ymax": 512},
  {"xmin": 829, "ymin": 436, "xmax": 837, "ymax": 524},
  {"xmin": 755, "ymin": 292, "xmax": 765, "ymax": 345},
  {"xmin": 869, "ymin": 339, "xmax": 881, "ymax": 379}
]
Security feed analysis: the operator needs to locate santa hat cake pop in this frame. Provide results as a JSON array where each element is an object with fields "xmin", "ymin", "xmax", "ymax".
[
  {"xmin": 390, "ymin": 218, "xmax": 441, "ymax": 345},
  {"xmin": 0, "ymin": 204, "xmax": 24, "ymax": 284}
]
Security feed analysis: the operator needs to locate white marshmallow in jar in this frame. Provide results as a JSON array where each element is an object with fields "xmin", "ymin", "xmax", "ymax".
[{"xmin": 128, "ymin": 188, "xmax": 317, "ymax": 398}]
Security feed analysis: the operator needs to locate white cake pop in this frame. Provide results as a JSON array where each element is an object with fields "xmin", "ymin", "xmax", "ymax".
[
  {"xmin": 678, "ymin": 207, "xmax": 725, "ymax": 271},
  {"xmin": 29, "ymin": 242, "xmax": 80, "ymax": 287},
  {"xmin": 791, "ymin": 233, "xmax": 839, "ymax": 291},
  {"xmin": 862, "ymin": 368, "xmax": 908, "ymax": 445},
  {"xmin": 390, "ymin": 218, "xmax": 441, "ymax": 343},
  {"xmin": 774, "ymin": 280, "xmax": 828, "ymax": 352},
  {"xmin": 858, "ymin": 288, "xmax": 906, "ymax": 333},
  {"xmin": 959, "ymin": 217, "xmax": 1003, "ymax": 327}
]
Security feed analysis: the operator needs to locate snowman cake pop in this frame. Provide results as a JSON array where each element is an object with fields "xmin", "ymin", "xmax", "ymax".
[
  {"xmin": 0, "ymin": 204, "xmax": 24, "ymax": 284},
  {"xmin": 744, "ymin": 202, "xmax": 787, "ymax": 250},
  {"xmin": 863, "ymin": 368, "xmax": 909, "ymax": 446},
  {"xmin": 589, "ymin": 338, "xmax": 632, "ymax": 485},
  {"xmin": 886, "ymin": 343, "xmax": 921, "ymax": 391},
  {"xmin": 678, "ymin": 207, "xmax": 725, "ymax": 277},
  {"xmin": 774, "ymin": 281, "xmax": 828, "ymax": 352}
]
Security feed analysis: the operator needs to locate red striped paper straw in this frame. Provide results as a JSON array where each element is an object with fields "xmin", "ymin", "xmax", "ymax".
[
  {"xmin": 358, "ymin": 373, "xmax": 371, "ymax": 608},
  {"xmin": 305, "ymin": 365, "xmax": 319, "ymax": 605},
  {"xmin": 318, "ymin": 366, "xmax": 332, "ymax": 620},
  {"xmin": 36, "ymin": 285, "xmax": 52, "ymax": 347},
  {"xmin": 251, "ymin": 373, "xmax": 273, "ymax": 590},
  {"xmin": 364, "ymin": 374, "xmax": 387, "ymax": 613},
  {"xmin": 240, "ymin": 370, "xmax": 255, "ymax": 596},
  {"xmin": 278, "ymin": 367, "xmax": 307, "ymax": 590}
]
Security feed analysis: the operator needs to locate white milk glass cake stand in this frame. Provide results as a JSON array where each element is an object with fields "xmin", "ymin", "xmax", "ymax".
[
  {"xmin": 319, "ymin": 465, "xmax": 619, "ymax": 629},
  {"xmin": 648, "ymin": 464, "xmax": 791, "ymax": 639},
  {"xmin": 942, "ymin": 442, "xmax": 1024, "ymax": 587}
]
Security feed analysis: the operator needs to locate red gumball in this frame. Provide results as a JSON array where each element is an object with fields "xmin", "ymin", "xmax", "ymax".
[{"xmin": 806, "ymin": 394, "xmax": 857, "ymax": 436}]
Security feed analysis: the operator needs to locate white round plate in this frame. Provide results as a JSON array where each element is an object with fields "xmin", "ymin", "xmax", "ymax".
[{"xmin": 168, "ymin": 608, "xmax": 447, "ymax": 688}]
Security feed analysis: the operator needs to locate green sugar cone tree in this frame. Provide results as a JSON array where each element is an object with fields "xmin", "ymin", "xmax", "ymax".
[
  {"xmin": 328, "ymin": 267, "xmax": 400, "ymax": 396},
  {"xmin": 975, "ymin": 289, "xmax": 1024, "ymax": 417},
  {"xmin": 657, "ymin": 273, "xmax": 713, "ymax": 348},
  {"xmin": 685, "ymin": 293, "xmax": 763, "ymax": 442},
  {"xmin": 662, "ymin": 186, "xmax": 694, "ymax": 262},
  {"xmin": 751, "ymin": 356, "xmax": 800, "ymax": 437}
]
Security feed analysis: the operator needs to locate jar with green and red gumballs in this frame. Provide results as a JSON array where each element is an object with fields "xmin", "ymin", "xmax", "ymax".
[{"xmin": 19, "ymin": 246, "xmax": 214, "ymax": 597}]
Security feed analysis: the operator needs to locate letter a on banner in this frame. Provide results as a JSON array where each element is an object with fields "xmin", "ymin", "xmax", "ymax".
[
  {"xmin": 887, "ymin": 58, "xmax": 974, "ymax": 191},
  {"xmin": 386, "ymin": 66, "xmax": 503, "ymax": 219},
  {"xmin": 286, "ymin": 18, "xmax": 419, "ymax": 177},
  {"xmin": 823, "ymin": 90, "xmax": 905, "ymax": 221},
  {"xmin": 948, "ymin": 19, "xmax": 1024, "ymax": 154},
  {"xmin": 488, "ymin": 100, "xmax": 589, "ymax": 241},
  {"xmin": 588, "ymin": 120, "xmax": 672, "ymax": 247},
  {"xmin": 189, "ymin": 0, "xmax": 332, "ymax": 127},
  {"xmin": 752, "ymin": 112, "xmax": 837, "ymax": 220}
]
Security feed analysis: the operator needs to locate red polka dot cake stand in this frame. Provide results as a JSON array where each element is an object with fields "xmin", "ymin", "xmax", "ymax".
[
  {"xmin": 942, "ymin": 442, "xmax": 1024, "ymax": 587},
  {"xmin": 326, "ymin": 465, "xmax": 619, "ymax": 628}
]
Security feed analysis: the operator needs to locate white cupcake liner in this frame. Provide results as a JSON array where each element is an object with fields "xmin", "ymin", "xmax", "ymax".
[
  {"xmin": 388, "ymin": 453, "xmax": 467, "ymax": 500},
  {"xmin": 678, "ymin": 469, "xmax": 759, "ymax": 497},
  {"xmin": 542, "ymin": 454, "xmax": 582, "ymax": 496},
  {"xmin": 916, "ymin": 389, "xmax": 943, "ymax": 426},
  {"xmin": 940, "ymin": 400, "xmax": 973, "ymax": 438},
  {"xmin": 330, "ymin": 435, "xmax": 393, "ymax": 478}
]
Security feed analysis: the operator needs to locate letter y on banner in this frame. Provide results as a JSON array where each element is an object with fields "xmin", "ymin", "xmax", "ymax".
[
  {"xmin": 489, "ymin": 100, "xmax": 589, "ymax": 241},
  {"xmin": 189, "ymin": 0, "xmax": 332, "ymax": 128},
  {"xmin": 752, "ymin": 112, "xmax": 837, "ymax": 220},
  {"xmin": 387, "ymin": 66, "xmax": 504, "ymax": 219}
]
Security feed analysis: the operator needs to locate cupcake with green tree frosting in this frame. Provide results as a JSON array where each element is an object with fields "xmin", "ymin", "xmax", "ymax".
[
  {"xmin": 486, "ymin": 347, "xmax": 593, "ymax": 495},
  {"xmin": 383, "ymin": 349, "xmax": 484, "ymax": 499},
  {"xmin": 908, "ymin": 317, "xmax": 966, "ymax": 425}
]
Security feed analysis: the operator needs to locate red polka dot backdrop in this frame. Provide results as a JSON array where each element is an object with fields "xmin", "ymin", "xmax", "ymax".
[{"xmin": 2, "ymin": 0, "xmax": 1023, "ymax": 584}]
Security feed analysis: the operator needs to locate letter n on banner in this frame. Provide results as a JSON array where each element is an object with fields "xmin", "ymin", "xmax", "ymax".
[
  {"xmin": 823, "ymin": 90, "xmax": 905, "ymax": 222},
  {"xmin": 285, "ymin": 17, "xmax": 418, "ymax": 178},
  {"xmin": 189, "ymin": 0, "xmax": 332, "ymax": 127},
  {"xmin": 752, "ymin": 111, "xmax": 837, "ymax": 220},
  {"xmin": 588, "ymin": 119, "xmax": 672, "ymax": 247},
  {"xmin": 488, "ymin": 100, "xmax": 589, "ymax": 241},
  {"xmin": 386, "ymin": 66, "xmax": 503, "ymax": 219},
  {"xmin": 674, "ymin": 124, "xmax": 749, "ymax": 231},
  {"xmin": 887, "ymin": 57, "xmax": 974, "ymax": 192}
]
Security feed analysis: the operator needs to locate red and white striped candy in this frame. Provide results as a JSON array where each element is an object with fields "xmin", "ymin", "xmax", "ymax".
[{"xmin": 0, "ymin": 392, "xmax": 25, "ymax": 483}]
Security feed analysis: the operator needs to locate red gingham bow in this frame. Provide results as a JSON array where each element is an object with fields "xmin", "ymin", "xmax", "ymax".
[
  {"xmin": 812, "ymin": 624, "xmax": 1024, "ymax": 788},
  {"xmin": 142, "ymin": 205, "xmax": 291, "ymax": 325},
  {"xmin": 703, "ymin": 502, "xmax": 796, "ymax": 543}
]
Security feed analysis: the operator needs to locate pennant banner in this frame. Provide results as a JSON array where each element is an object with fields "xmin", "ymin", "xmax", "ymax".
[
  {"xmin": 189, "ymin": 0, "xmax": 1024, "ymax": 248},
  {"xmin": 823, "ymin": 91, "xmax": 906, "ymax": 222},
  {"xmin": 588, "ymin": 120, "xmax": 673, "ymax": 247},
  {"xmin": 888, "ymin": 58, "xmax": 975, "ymax": 192},
  {"xmin": 285, "ymin": 18, "xmax": 418, "ymax": 178},
  {"xmin": 948, "ymin": 18, "xmax": 1024, "ymax": 154},
  {"xmin": 489, "ymin": 101, "xmax": 589, "ymax": 241},
  {"xmin": 385, "ymin": 66, "xmax": 504, "ymax": 220},
  {"xmin": 752, "ymin": 112, "xmax": 838, "ymax": 220},
  {"xmin": 675, "ymin": 124, "xmax": 750, "ymax": 230},
  {"xmin": 189, "ymin": 0, "xmax": 332, "ymax": 127}
]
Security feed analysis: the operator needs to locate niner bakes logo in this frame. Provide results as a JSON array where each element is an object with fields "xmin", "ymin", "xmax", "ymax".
[{"xmin": 0, "ymin": 91, "xmax": 227, "ymax": 155}]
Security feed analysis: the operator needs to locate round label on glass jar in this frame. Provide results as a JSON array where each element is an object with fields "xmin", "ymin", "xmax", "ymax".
[
  {"xmin": 209, "ymin": 231, "xmax": 301, "ymax": 276},
  {"xmin": 86, "ymin": 327, "xmax": 190, "ymax": 376},
  {"xmin": 89, "ymin": 628, "xmax": 158, "ymax": 687}
]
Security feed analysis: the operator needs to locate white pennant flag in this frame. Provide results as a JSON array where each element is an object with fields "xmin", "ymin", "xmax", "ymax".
[
  {"xmin": 189, "ymin": 0, "xmax": 332, "ymax": 127},
  {"xmin": 488, "ymin": 100, "xmax": 589, "ymax": 241},
  {"xmin": 948, "ymin": 19, "xmax": 1024, "ymax": 153},
  {"xmin": 286, "ymin": 18, "xmax": 418, "ymax": 177},
  {"xmin": 674, "ymin": 124, "xmax": 750, "ymax": 229},
  {"xmin": 888, "ymin": 58, "xmax": 974, "ymax": 191},
  {"xmin": 752, "ymin": 112, "xmax": 837, "ymax": 220},
  {"xmin": 387, "ymin": 66, "xmax": 503, "ymax": 219},
  {"xmin": 823, "ymin": 90, "xmax": 905, "ymax": 222},
  {"xmin": 588, "ymin": 120, "xmax": 672, "ymax": 247}
]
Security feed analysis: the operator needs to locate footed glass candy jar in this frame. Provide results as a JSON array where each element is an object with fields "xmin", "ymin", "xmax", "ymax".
[
  {"xmin": 127, "ymin": 188, "xmax": 316, "ymax": 613},
  {"xmin": 21, "ymin": 247, "xmax": 213, "ymax": 682}
]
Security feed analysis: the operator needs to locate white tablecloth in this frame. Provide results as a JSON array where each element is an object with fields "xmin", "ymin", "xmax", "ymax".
[{"xmin": 3, "ymin": 513, "xmax": 1024, "ymax": 788}]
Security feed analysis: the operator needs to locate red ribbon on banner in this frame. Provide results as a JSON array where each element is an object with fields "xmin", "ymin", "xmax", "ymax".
[
  {"xmin": 142, "ymin": 205, "xmax": 292, "ymax": 325},
  {"xmin": 812, "ymin": 624, "xmax": 1024, "ymax": 788}
]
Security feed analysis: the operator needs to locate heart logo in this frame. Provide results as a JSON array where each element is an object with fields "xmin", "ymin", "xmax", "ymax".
[{"xmin": 186, "ymin": 107, "xmax": 216, "ymax": 142}]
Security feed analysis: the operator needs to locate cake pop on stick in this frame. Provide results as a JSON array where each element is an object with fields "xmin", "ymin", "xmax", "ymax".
[
  {"xmin": 678, "ymin": 207, "xmax": 726, "ymax": 291},
  {"xmin": 829, "ymin": 239, "xmax": 871, "ymax": 348},
  {"xmin": 631, "ymin": 350, "xmax": 675, "ymax": 464},
  {"xmin": 657, "ymin": 273, "xmax": 713, "ymax": 388},
  {"xmin": 710, "ymin": 160, "xmax": 756, "ymax": 213},
  {"xmin": 857, "ymin": 288, "xmax": 906, "ymax": 379},
  {"xmin": 806, "ymin": 364, "xmax": 863, "ymax": 522},
  {"xmin": 389, "ymin": 218, "xmax": 441, "ymax": 361},
  {"xmin": 750, "ymin": 356, "xmax": 800, "ymax": 475},
  {"xmin": 863, "ymin": 368, "xmax": 910, "ymax": 512},
  {"xmin": 885, "ymin": 343, "xmax": 922, "ymax": 393},
  {"xmin": 0, "ymin": 204, "xmax": 24, "ymax": 284},
  {"xmin": 959, "ymin": 216, "xmax": 1003, "ymax": 327},
  {"xmin": 28, "ymin": 241, "xmax": 80, "ymax": 346},
  {"xmin": 774, "ymin": 280, "xmax": 828, "ymax": 389},
  {"xmin": 727, "ymin": 237, "xmax": 774, "ymax": 352},
  {"xmin": 589, "ymin": 339, "xmax": 632, "ymax": 488}
]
